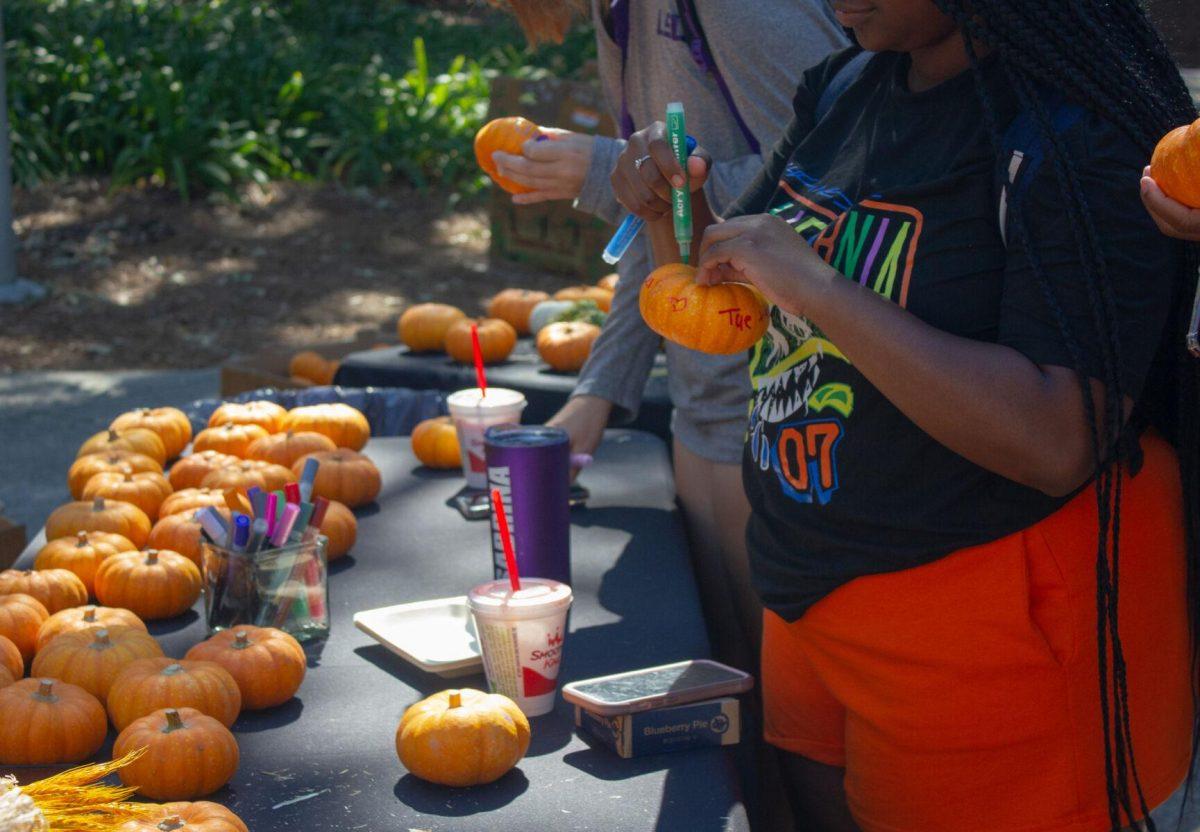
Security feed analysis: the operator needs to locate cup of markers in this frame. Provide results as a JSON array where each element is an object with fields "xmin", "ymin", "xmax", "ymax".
[{"xmin": 198, "ymin": 457, "xmax": 331, "ymax": 641}]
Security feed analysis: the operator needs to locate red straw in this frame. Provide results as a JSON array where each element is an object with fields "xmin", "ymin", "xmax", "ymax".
[
  {"xmin": 471, "ymin": 323, "xmax": 487, "ymax": 397},
  {"xmin": 491, "ymin": 488, "xmax": 521, "ymax": 591}
]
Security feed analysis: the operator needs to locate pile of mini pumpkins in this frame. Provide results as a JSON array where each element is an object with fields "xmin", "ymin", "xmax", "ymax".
[{"xmin": 396, "ymin": 273, "xmax": 619, "ymax": 374}]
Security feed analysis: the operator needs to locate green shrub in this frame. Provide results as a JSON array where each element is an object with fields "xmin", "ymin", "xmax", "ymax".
[{"xmin": 3, "ymin": 0, "xmax": 595, "ymax": 197}]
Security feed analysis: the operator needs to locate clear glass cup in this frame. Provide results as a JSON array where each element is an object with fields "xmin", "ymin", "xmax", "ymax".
[{"xmin": 201, "ymin": 537, "xmax": 329, "ymax": 642}]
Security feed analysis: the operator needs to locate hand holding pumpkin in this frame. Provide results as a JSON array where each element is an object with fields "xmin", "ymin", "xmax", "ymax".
[
  {"xmin": 1141, "ymin": 166, "xmax": 1200, "ymax": 242},
  {"xmin": 490, "ymin": 127, "xmax": 595, "ymax": 205}
]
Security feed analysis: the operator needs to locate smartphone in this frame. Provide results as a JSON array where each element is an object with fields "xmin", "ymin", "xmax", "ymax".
[
  {"xmin": 452, "ymin": 484, "xmax": 590, "ymax": 521},
  {"xmin": 562, "ymin": 659, "xmax": 754, "ymax": 716}
]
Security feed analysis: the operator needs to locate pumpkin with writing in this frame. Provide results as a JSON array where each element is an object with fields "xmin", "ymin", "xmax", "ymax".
[
  {"xmin": 0, "ymin": 678, "xmax": 107, "ymax": 765},
  {"xmin": 397, "ymin": 688, "xmax": 531, "ymax": 787},
  {"xmin": 639, "ymin": 263, "xmax": 769, "ymax": 355},
  {"xmin": 148, "ymin": 509, "xmax": 229, "ymax": 568},
  {"xmin": 114, "ymin": 707, "xmax": 240, "ymax": 800},
  {"xmin": 411, "ymin": 416, "xmax": 461, "ymax": 470},
  {"xmin": 117, "ymin": 802, "xmax": 250, "ymax": 832},
  {"xmin": 207, "ymin": 400, "xmax": 288, "ymax": 433},
  {"xmin": 168, "ymin": 450, "xmax": 239, "ymax": 491},
  {"xmin": 0, "ymin": 568, "xmax": 88, "ymax": 614},
  {"xmin": 444, "ymin": 318, "xmax": 517, "ymax": 365},
  {"xmin": 82, "ymin": 470, "xmax": 174, "ymax": 521},
  {"xmin": 1151, "ymin": 117, "xmax": 1200, "ymax": 208},
  {"xmin": 185, "ymin": 626, "xmax": 305, "ymax": 710},
  {"xmin": 110, "ymin": 407, "xmax": 193, "ymax": 459},
  {"xmin": 474, "ymin": 116, "xmax": 542, "ymax": 194},
  {"xmin": 537, "ymin": 321, "xmax": 600, "ymax": 373},
  {"xmin": 31, "ymin": 625, "xmax": 164, "ymax": 700},
  {"xmin": 282, "ymin": 403, "xmax": 370, "ymax": 451},
  {"xmin": 34, "ymin": 530, "xmax": 137, "ymax": 597},
  {"xmin": 201, "ymin": 460, "xmax": 296, "ymax": 495},
  {"xmin": 399, "ymin": 303, "xmax": 468, "ymax": 352},
  {"xmin": 36, "ymin": 604, "xmax": 147, "ymax": 652},
  {"xmin": 488, "ymin": 289, "xmax": 550, "ymax": 335},
  {"xmin": 554, "ymin": 285, "xmax": 612, "ymax": 312},
  {"xmin": 292, "ymin": 450, "xmax": 381, "ymax": 508},
  {"xmin": 159, "ymin": 488, "xmax": 227, "ymax": 519},
  {"xmin": 107, "ymin": 657, "xmax": 242, "ymax": 730},
  {"xmin": 246, "ymin": 430, "xmax": 336, "ymax": 469},
  {"xmin": 288, "ymin": 351, "xmax": 339, "ymax": 386},
  {"xmin": 95, "ymin": 550, "xmax": 202, "ymax": 621},
  {"xmin": 68, "ymin": 450, "xmax": 163, "ymax": 500},
  {"xmin": 0, "ymin": 594, "xmax": 49, "ymax": 664}
]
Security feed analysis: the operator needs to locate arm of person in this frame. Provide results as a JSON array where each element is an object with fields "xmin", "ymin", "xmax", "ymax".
[{"xmin": 1141, "ymin": 167, "xmax": 1200, "ymax": 241}]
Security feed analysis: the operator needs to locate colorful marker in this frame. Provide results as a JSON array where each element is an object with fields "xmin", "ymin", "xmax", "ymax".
[
  {"xmin": 285, "ymin": 482, "xmax": 301, "ymax": 505},
  {"xmin": 666, "ymin": 102, "xmax": 692, "ymax": 264},
  {"xmin": 601, "ymin": 136, "xmax": 697, "ymax": 265},
  {"xmin": 298, "ymin": 458, "xmax": 319, "ymax": 503},
  {"xmin": 232, "ymin": 514, "xmax": 251, "ymax": 552},
  {"xmin": 270, "ymin": 503, "xmax": 301, "ymax": 548}
]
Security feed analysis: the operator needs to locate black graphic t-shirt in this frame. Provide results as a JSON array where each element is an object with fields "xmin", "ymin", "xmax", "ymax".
[{"xmin": 730, "ymin": 49, "xmax": 1181, "ymax": 621}]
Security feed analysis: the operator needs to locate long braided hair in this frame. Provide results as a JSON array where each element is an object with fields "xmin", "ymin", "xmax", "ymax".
[{"xmin": 931, "ymin": 2, "xmax": 1200, "ymax": 829}]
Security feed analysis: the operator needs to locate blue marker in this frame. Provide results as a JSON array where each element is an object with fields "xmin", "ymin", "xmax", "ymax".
[
  {"xmin": 233, "ymin": 513, "xmax": 251, "ymax": 552},
  {"xmin": 298, "ymin": 457, "xmax": 320, "ymax": 503},
  {"xmin": 602, "ymin": 135, "xmax": 697, "ymax": 265}
]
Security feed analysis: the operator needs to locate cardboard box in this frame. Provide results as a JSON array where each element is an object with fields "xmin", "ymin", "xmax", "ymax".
[
  {"xmin": 574, "ymin": 697, "xmax": 741, "ymax": 759},
  {"xmin": 0, "ymin": 514, "xmax": 27, "ymax": 570},
  {"xmin": 486, "ymin": 76, "xmax": 617, "ymax": 281},
  {"xmin": 220, "ymin": 334, "xmax": 391, "ymax": 397}
]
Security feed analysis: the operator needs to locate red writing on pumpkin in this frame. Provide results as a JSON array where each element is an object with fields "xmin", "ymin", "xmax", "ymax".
[
  {"xmin": 669, "ymin": 296, "xmax": 688, "ymax": 312},
  {"xmin": 718, "ymin": 307, "xmax": 754, "ymax": 331}
]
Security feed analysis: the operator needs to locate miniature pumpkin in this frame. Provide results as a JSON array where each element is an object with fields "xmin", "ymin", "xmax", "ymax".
[
  {"xmin": 31, "ymin": 625, "xmax": 164, "ymax": 700},
  {"xmin": 107, "ymin": 657, "xmax": 242, "ymax": 730},
  {"xmin": 639, "ymin": 263, "xmax": 770, "ymax": 355},
  {"xmin": 292, "ymin": 450, "xmax": 381, "ymax": 508},
  {"xmin": 444, "ymin": 318, "xmax": 517, "ymax": 365},
  {"xmin": 0, "ymin": 635, "xmax": 22, "ymax": 683},
  {"xmin": 0, "ymin": 678, "xmax": 107, "ymax": 764},
  {"xmin": 117, "ymin": 802, "xmax": 250, "ymax": 832},
  {"xmin": 168, "ymin": 450, "xmax": 240, "ymax": 490},
  {"xmin": 474, "ymin": 116, "xmax": 542, "ymax": 194},
  {"xmin": 201, "ymin": 459, "xmax": 296, "ymax": 495},
  {"xmin": 488, "ymin": 289, "xmax": 550, "ymax": 335},
  {"xmin": 34, "ymin": 530, "xmax": 137, "ymax": 597},
  {"xmin": 36, "ymin": 604, "xmax": 147, "ymax": 652},
  {"xmin": 159, "ymin": 488, "xmax": 228, "ymax": 518},
  {"xmin": 148, "ymin": 509, "xmax": 230, "ymax": 568},
  {"xmin": 319, "ymin": 500, "xmax": 358, "ymax": 562},
  {"xmin": 207, "ymin": 400, "xmax": 288, "ymax": 433},
  {"xmin": 192, "ymin": 422, "xmax": 270, "ymax": 459},
  {"xmin": 95, "ymin": 550, "xmax": 202, "ymax": 621},
  {"xmin": 537, "ymin": 321, "xmax": 601, "ymax": 373},
  {"xmin": 527, "ymin": 299, "xmax": 575, "ymax": 335},
  {"xmin": 288, "ymin": 351, "xmax": 338, "ymax": 386},
  {"xmin": 411, "ymin": 416, "xmax": 461, "ymax": 470},
  {"xmin": 45, "ymin": 496, "xmax": 152, "ymax": 548},
  {"xmin": 282, "ymin": 403, "xmax": 371, "ymax": 451},
  {"xmin": 0, "ymin": 594, "xmax": 49, "ymax": 664},
  {"xmin": 68, "ymin": 450, "xmax": 163, "ymax": 499},
  {"xmin": 77, "ymin": 427, "xmax": 168, "ymax": 466},
  {"xmin": 246, "ymin": 430, "xmax": 336, "ymax": 468},
  {"xmin": 185, "ymin": 626, "xmax": 305, "ymax": 710},
  {"xmin": 114, "ymin": 707, "xmax": 240, "ymax": 800},
  {"xmin": 399, "ymin": 303, "xmax": 469, "ymax": 352},
  {"xmin": 598, "ymin": 272, "xmax": 619, "ymax": 291},
  {"xmin": 0, "ymin": 664, "xmax": 14, "ymax": 690},
  {"xmin": 397, "ymin": 688, "xmax": 531, "ymax": 787},
  {"xmin": 110, "ymin": 407, "xmax": 193, "ymax": 459},
  {"xmin": 82, "ymin": 470, "xmax": 174, "ymax": 521},
  {"xmin": 1151, "ymin": 118, "xmax": 1200, "ymax": 208},
  {"xmin": 554, "ymin": 285, "xmax": 613, "ymax": 312},
  {"xmin": 0, "ymin": 568, "xmax": 88, "ymax": 614}
]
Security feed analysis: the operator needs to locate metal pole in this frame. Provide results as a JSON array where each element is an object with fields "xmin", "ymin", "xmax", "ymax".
[{"xmin": 0, "ymin": 0, "xmax": 43, "ymax": 303}]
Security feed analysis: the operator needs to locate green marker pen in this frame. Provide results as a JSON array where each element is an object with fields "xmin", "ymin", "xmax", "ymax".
[{"xmin": 666, "ymin": 102, "xmax": 692, "ymax": 264}]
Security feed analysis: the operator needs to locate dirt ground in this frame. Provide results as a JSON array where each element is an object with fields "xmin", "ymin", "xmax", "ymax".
[{"xmin": 2, "ymin": 179, "xmax": 579, "ymax": 371}]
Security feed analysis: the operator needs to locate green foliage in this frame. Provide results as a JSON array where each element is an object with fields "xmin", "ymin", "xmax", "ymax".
[
  {"xmin": 556, "ymin": 300, "xmax": 607, "ymax": 327},
  {"xmin": 4, "ymin": 0, "xmax": 595, "ymax": 198}
]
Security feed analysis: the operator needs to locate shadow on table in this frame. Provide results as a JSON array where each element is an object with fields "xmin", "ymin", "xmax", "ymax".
[
  {"xmin": 328, "ymin": 554, "xmax": 357, "ymax": 577},
  {"xmin": 393, "ymin": 768, "xmax": 529, "ymax": 815},
  {"xmin": 234, "ymin": 698, "xmax": 305, "ymax": 732},
  {"xmin": 147, "ymin": 609, "xmax": 201, "ymax": 636}
]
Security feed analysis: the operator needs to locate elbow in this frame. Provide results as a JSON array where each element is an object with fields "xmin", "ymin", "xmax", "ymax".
[{"xmin": 1020, "ymin": 445, "xmax": 1095, "ymax": 499}]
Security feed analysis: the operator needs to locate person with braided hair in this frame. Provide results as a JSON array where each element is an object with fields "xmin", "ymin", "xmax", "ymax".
[{"xmin": 616, "ymin": 1, "xmax": 1199, "ymax": 830}]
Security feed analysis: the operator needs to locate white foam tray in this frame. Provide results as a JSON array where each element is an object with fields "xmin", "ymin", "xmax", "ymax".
[{"xmin": 354, "ymin": 596, "xmax": 482, "ymax": 678}]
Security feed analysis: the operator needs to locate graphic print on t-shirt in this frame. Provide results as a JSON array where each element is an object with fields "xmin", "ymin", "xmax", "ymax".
[{"xmin": 748, "ymin": 163, "xmax": 923, "ymax": 505}]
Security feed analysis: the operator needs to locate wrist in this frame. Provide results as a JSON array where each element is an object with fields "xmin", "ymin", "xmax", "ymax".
[{"xmin": 800, "ymin": 263, "xmax": 857, "ymax": 328}]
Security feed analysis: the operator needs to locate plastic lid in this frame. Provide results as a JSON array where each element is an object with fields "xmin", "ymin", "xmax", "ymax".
[
  {"xmin": 447, "ymin": 387, "xmax": 526, "ymax": 410},
  {"xmin": 484, "ymin": 425, "xmax": 568, "ymax": 448},
  {"xmin": 468, "ymin": 578, "xmax": 573, "ymax": 615}
]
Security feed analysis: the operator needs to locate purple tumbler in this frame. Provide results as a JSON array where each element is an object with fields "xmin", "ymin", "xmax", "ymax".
[{"xmin": 485, "ymin": 425, "xmax": 571, "ymax": 586}]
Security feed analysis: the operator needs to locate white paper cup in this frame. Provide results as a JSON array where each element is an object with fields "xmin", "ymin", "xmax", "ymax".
[
  {"xmin": 447, "ymin": 387, "xmax": 527, "ymax": 489},
  {"xmin": 468, "ymin": 578, "xmax": 573, "ymax": 716}
]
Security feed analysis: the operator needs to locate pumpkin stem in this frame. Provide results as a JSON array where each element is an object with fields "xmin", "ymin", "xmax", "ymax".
[
  {"xmin": 157, "ymin": 817, "xmax": 186, "ymax": 832},
  {"xmin": 162, "ymin": 663, "xmax": 184, "ymax": 676},
  {"xmin": 92, "ymin": 628, "xmax": 113, "ymax": 649},
  {"xmin": 124, "ymin": 471, "xmax": 134, "ymax": 482},
  {"xmin": 448, "ymin": 690, "xmax": 463, "ymax": 709},
  {"xmin": 82, "ymin": 606, "xmax": 97, "ymax": 622},
  {"xmin": 162, "ymin": 708, "xmax": 186, "ymax": 733},
  {"xmin": 76, "ymin": 530, "xmax": 89, "ymax": 546},
  {"xmin": 145, "ymin": 549, "xmax": 160, "ymax": 565},
  {"xmin": 34, "ymin": 679, "xmax": 58, "ymax": 702},
  {"xmin": 233, "ymin": 631, "xmax": 251, "ymax": 649},
  {"xmin": 92, "ymin": 496, "xmax": 106, "ymax": 511},
  {"xmin": 107, "ymin": 429, "xmax": 120, "ymax": 441}
]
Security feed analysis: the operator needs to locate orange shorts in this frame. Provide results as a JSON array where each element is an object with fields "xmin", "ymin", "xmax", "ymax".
[{"xmin": 762, "ymin": 433, "xmax": 1191, "ymax": 832}]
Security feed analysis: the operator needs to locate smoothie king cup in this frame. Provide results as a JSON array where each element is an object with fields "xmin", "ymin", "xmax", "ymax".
[
  {"xmin": 468, "ymin": 578, "xmax": 573, "ymax": 717},
  {"xmin": 447, "ymin": 387, "xmax": 526, "ymax": 489}
]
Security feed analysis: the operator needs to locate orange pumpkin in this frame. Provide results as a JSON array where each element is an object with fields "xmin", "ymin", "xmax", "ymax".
[
  {"xmin": 117, "ymin": 802, "xmax": 250, "ymax": 832},
  {"xmin": 639, "ymin": 263, "xmax": 770, "ymax": 354},
  {"xmin": 0, "ymin": 634, "xmax": 22, "ymax": 682},
  {"xmin": 598, "ymin": 272, "xmax": 619, "ymax": 291},
  {"xmin": 246, "ymin": 430, "xmax": 337, "ymax": 468},
  {"xmin": 114, "ymin": 707, "xmax": 240, "ymax": 800},
  {"xmin": 168, "ymin": 450, "xmax": 240, "ymax": 490},
  {"xmin": 397, "ymin": 688, "xmax": 531, "ymax": 787},
  {"xmin": 34, "ymin": 530, "xmax": 137, "ymax": 597},
  {"xmin": 160, "ymin": 488, "xmax": 229, "ymax": 518},
  {"xmin": 185, "ymin": 626, "xmax": 306, "ymax": 710},
  {"xmin": 320, "ymin": 500, "xmax": 358, "ymax": 562},
  {"xmin": 111, "ymin": 407, "xmax": 193, "ymax": 459},
  {"xmin": 192, "ymin": 422, "xmax": 270, "ymax": 458},
  {"xmin": 288, "ymin": 350, "xmax": 339, "ymax": 385},
  {"xmin": 31, "ymin": 625, "xmax": 164, "ymax": 700},
  {"xmin": 36, "ymin": 604, "xmax": 147, "ymax": 652},
  {"xmin": 411, "ymin": 416, "xmax": 461, "ymax": 470},
  {"xmin": 488, "ymin": 289, "xmax": 550, "ymax": 335},
  {"xmin": 554, "ymin": 285, "xmax": 613, "ymax": 312},
  {"xmin": 207, "ymin": 400, "xmax": 288, "ymax": 433},
  {"xmin": 68, "ymin": 450, "xmax": 163, "ymax": 500},
  {"xmin": 200, "ymin": 459, "xmax": 296, "ymax": 495},
  {"xmin": 289, "ymin": 375, "xmax": 315, "ymax": 388},
  {"xmin": 444, "ymin": 318, "xmax": 517, "ymax": 365},
  {"xmin": 0, "ymin": 594, "xmax": 49, "ymax": 664},
  {"xmin": 148, "ymin": 509, "xmax": 230, "ymax": 568},
  {"xmin": 82, "ymin": 470, "xmax": 174, "ymax": 521},
  {"xmin": 282, "ymin": 403, "xmax": 371, "ymax": 451},
  {"xmin": 0, "ymin": 666, "xmax": 13, "ymax": 689},
  {"xmin": 107, "ymin": 657, "xmax": 242, "ymax": 730},
  {"xmin": 45, "ymin": 496, "xmax": 152, "ymax": 548},
  {"xmin": 292, "ymin": 450, "xmax": 381, "ymax": 508},
  {"xmin": 474, "ymin": 116, "xmax": 542, "ymax": 194},
  {"xmin": 1151, "ymin": 118, "xmax": 1200, "ymax": 208},
  {"xmin": 537, "ymin": 321, "xmax": 601, "ymax": 373},
  {"xmin": 95, "ymin": 549, "xmax": 203, "ymax": 621},
  {"xmin": 77, "ymin": 427, "xmax": 168, "ymax": 466},
  {"xmin": 399, "ymin": 303, "xmax": 469, "ymax": 352},
  {"xmin": 0, "ymin": 568, "xmax": 88, "ymax": 614},
  {"xmin": 0, "ymin": 678, "xmax": 108, "ymax": 765}
]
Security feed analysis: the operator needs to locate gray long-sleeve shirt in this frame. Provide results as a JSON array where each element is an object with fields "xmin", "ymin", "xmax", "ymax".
[{"xmin": 571, "ymin": 0, "xmax": 847, "ymax": 464}]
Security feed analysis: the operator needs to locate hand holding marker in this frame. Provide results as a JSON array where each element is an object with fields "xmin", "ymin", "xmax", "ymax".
[{"xmin": 602, "ymin": 129, "xmax": 698, "ymax": 265}]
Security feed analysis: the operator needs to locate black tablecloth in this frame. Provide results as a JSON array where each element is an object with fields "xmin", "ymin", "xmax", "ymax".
[
  {"xmin": 16, "ymin": 431, "xmax": 749, "ymax": 832},
  {"xmin": 335, "ymin": 341, "xmax": 675, "ymax": 441}
]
